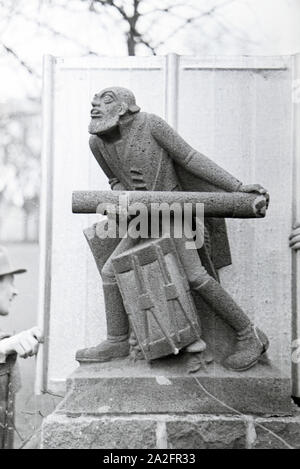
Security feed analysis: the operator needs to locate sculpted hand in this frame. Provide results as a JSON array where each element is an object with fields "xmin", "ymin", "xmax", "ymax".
[
  {"xmin": 239, "ymin": 184, "xmax": 270, "ymax": 207},
  {"xmin": 289, "ymin": 223, "xmax": 300, "ymax": 251}
]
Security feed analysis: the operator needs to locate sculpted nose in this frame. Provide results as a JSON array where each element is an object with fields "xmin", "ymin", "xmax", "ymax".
[{"xmin": 91, "ymin": 96, "xmax": 101, "ymax": 108}]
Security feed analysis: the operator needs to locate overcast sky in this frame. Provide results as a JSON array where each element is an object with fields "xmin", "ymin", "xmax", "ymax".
[{"xmin": 0, "ymin": 0, "xmax": 300, "ymax": 102}]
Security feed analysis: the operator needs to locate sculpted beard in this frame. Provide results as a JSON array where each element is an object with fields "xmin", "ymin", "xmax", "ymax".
[{"xmin": 88, "ymin": 113, "xmax": 120, "ymax": 135}]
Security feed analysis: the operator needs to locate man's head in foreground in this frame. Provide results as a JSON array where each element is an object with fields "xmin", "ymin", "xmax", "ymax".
[
  {"xmin": 0, "ymin": 247, "xmax": 44, "ymax": 361},
  {"xmin": 0, "ymin": 247, "xmax": 26, "ymax": 316},
  {"xmin": 88, "ymin": 87, "xmax": 140, "ymax": 135}
]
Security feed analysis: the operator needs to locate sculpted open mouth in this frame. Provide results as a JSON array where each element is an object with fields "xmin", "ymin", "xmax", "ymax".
[{"xmin": 90, "ymin": 109, "xmax": 103, "ymax": 118}]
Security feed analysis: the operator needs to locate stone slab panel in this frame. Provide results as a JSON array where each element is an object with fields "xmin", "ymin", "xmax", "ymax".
[
  {"xmin": 42, "ymin": 414, "xmax": 157, "ymax": 449},
  {"xmin": 41, "ymin": 412, "xmax": 300, "ymax": 449},
  {"xmin": 166, "ymin": 417, "xmax": 246, "ymax": 449},
  {"xmin": 252, "ymin": 414, "xmax": 300, "ymax": 449}
]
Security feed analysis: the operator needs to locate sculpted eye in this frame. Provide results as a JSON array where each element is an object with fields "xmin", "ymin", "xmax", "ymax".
[{"xmin": 103, "ymin": 95, "xmax": 114, "ymax": 104}]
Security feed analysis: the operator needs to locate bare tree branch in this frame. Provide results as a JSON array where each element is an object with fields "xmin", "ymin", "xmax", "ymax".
[
  {"xmin": 86, "ymin": 0, "xmax": 242, "ymax": 55},
  {"xmin": 91, "ymin": 0, "xmax": 129, "ymax": 22},
  {"xmin": 135, "ymin": 36, "xmax": 156, "ymax": 55},
  {"xmin": 0, "ymin": 42, "xmax": 40, "ymax": 78},
  {"xmin": 0, "ymin": 0, "xmax": 253, "ymax": 71},
  {"xmin": 152, "ymin": 0, "xmax": 237, "ymax": 49},
  {"xmin": 0, "ymin": 0, "xmax": 17, "ymax": 36},
  {"xmin": 0, "ymin": 1, "xmax": 99, "ymax": 56},
  {"xmin": 141, "ymin": 3, "xmax": 201, "ymax": 17},
  {"xmin": 47, "ymin": 0, "xmax": 123, "ymax": 37},
  {"xmin": 81, "ymin": 0, "xmax": 138, "ymax": 54},
  {"xmin": 213, "ymin": 11, "xmax": 259, "ymax": 45}
]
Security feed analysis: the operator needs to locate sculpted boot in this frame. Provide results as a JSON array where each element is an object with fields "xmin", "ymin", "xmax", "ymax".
[
  {"xmin": 193, "ymin": 279, "xmax": 269, "ymax": 371},
  {"xmin": 76, "ymin": 282, "xmax": 130, "ymax": 363},
  {"xmin": 223, "ymin": 325, "xmax": 269, "ymax": 371}
]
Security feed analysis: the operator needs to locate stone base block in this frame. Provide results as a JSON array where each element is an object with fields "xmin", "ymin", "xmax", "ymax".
[
  {"xmin": 41, "ymin": 413, "xmax": 300, "ymax": 449},
  {"xmin": 41, "ymin": 357, "xmax": 297, "ymax": 449},
  {"xmin": 59, "ymin": 357, "xmax": 293, "ymax": 416}
]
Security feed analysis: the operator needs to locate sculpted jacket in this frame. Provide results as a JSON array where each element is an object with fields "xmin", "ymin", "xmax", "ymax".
[{"xmin": 89, "ymin": 112, "xmax": 243, "ymax": 273}]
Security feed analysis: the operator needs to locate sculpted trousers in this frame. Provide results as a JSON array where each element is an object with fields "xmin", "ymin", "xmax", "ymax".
[{"xmin": 100, "ymin": 223, "xmax": 251, "ymax": 340}]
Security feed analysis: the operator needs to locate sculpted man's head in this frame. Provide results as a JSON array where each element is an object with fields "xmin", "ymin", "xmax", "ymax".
[{"xmin": 88, "ymin": 87, "xmax": 140, "ymax": 135}]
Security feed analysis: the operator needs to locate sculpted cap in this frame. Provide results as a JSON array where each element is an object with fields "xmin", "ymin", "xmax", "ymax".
[{"xmin": 97, "ymin": 87, "xmax": 140, "ymax": 114}]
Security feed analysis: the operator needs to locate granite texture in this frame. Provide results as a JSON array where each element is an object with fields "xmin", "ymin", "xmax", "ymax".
[
  {"xmin": 72, "ymin": 190, "xmax": 267, "ymax": 218},
  {"xmin": 42, "ymin": 82, "xmax": 292, "ymax": 449},
  {"xmin": 252, "ymin": 415, "xmax": 300, "ymax": 449},
  {"xmin": 166, "ymin": 417, "xmax": 246, "ymax": 449},
  {"xmin": 42, "ymin": 414, "xmax": 157, "ymax": 449},
  {"xmin": 46, "ymin": 60, "xmax": 293, "ymax": 388},
  {"xmin": 41, "ymin": 358, "xmax": 297, "ymax": 450},
  {"xmin": 74, "ymin": 87, "xmax": 270, "ymax": 368},
  {"xmin": 41, "ymin": 412, "xmax": 300, "ymax": 449},
  {"xmin": 112, "ymin": 237, "xmax": 202, "ymax": 361},
  {"xmin": 55, "ymin": 359, "xmax": 293, "ymax": 417}
]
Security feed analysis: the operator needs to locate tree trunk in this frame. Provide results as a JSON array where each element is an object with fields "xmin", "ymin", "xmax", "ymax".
[{"xmin": 127, "ymin": 30, "xmax": 136, "ymax": 56}]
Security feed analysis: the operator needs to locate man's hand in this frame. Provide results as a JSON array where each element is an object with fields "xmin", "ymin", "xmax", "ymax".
[
  {"xmin": 0, "ymin": 327, "xmax": 44, "ymax": 360},
  {"xmin": 28, "ymin": 327, "xmax": 44, "ymax": 344},
  {"xmin": 239, "ymin": 184, "xmax": 270, "ymax": 207}
]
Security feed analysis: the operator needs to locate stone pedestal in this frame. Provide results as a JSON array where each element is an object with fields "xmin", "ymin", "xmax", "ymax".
[{"xmin": 41, "ymin": 356, "xmax": 299, "ymax": 449}]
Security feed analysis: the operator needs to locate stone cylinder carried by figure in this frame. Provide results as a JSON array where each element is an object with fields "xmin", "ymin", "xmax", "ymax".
[{"xmin": 72, "ymin": 190, "xmax": 268, "ymax": 218}]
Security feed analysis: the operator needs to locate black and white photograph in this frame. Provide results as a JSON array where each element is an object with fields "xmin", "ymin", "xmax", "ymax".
[{"xmin": 0, "ymin": 0, "xmax": 300, "ymax": 452}]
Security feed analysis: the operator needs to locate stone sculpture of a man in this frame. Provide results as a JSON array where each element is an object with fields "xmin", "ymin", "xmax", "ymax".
[{"xmin": 76, "ymin": 86, "xmax": 269, "ymax": 371}]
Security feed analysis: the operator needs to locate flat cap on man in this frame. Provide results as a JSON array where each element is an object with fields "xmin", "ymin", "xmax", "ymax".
[{"xmin": 0, "ymin": 247, "xmax": 27, "ymax": 277}]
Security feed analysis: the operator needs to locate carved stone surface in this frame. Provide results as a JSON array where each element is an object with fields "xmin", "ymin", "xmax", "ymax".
[
  {"xmin": 75, "ymin": 86, "xmax": 270, "ymax": 374},
  {"xmin": 56, "ymin": 359, "xmax": 292, "ymax": 416},
  {"xmin": 112, "ymin": 237, "xmax": 201, "ymax": 361},
  {"xmin": 252, "ymin": 415, "xmax": 300, "ymax": 449},
  {"xmin": 166, "ymin": 418, "xmax": 246, "ymax": 449},
  {"xmin": 42, "ymin": 414, "xmax": 157, "ymax": 450},
  {"xmin": 41, "ymin": 57, "xmax": 296, "ymax": 449},
  {"xmin": 42, "ymin": 411, "xmax": 300, "ymax": 450},
  {"xmin": 40, "ymin": 358, "xmax": 297, "ymax": 449},
  {"xmin": 72, "ymin": 190, "xmax": 267, "ymax": 218}
]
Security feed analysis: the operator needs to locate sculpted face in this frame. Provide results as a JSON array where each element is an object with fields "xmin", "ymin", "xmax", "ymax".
[
  {"xmin": 88, "ymin": 90, "xmax": 125, "ymax": 135},
  {"xmin": 0, "ymin": 274, "xmax": 18, "ymax": 316}
]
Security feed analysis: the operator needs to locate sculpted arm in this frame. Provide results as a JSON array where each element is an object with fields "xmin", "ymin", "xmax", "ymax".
[
  {"xmin": 149, "ymin": 114, "xmax": 242, "ymax": 192},
  {"xmin": 89, "ymin": 136, "xmax": 126, "ymax": 191},
  {"xmin": 150, "ymin": 114, "xmax": 269, "ymax": 197}
]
